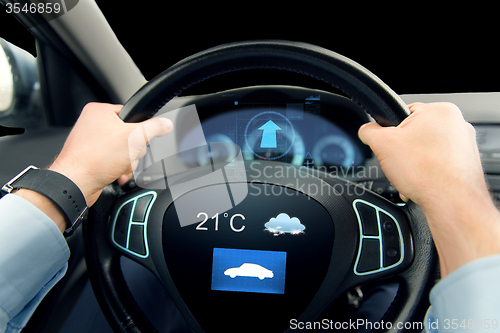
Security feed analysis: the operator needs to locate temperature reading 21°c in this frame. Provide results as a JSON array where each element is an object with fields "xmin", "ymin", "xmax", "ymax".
[{"xmin": 196, "ymin": 212, "xmax": 246, "ymax": 233}]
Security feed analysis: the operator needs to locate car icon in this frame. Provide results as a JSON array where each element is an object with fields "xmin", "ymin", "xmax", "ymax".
[{"xmin": 224, "ymin": 263, "xmax": 274, "ymax": 280}]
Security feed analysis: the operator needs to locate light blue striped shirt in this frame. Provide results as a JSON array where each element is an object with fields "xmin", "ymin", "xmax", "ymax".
[
  {"xmin": 424, "ymin": 254, "xmax": 500, "ymax": 332},
  {"xmin": 0, "ymin": 194, "xmax": 69, "ymax": 333}
]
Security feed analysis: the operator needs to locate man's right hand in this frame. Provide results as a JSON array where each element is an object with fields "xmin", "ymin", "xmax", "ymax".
[{"xmin": 358, "ymin": 102, "xmax": 500, "ymax": 277}]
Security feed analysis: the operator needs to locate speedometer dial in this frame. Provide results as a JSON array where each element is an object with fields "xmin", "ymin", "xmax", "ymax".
[
  {"xmin": 312, "ymin": 135, "xmax": 356, "ymax": 168},
  {"xmin": 197, "ymin": 134, "xmax": 236, "ymax": 166}
]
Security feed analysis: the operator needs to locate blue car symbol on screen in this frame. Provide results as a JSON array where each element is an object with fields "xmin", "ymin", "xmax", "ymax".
[
  {"xmin": 224, "ymin": 263, "xmax": 274, "ymax": 280},
  {"xmin": 212, "ymin": 248, "xmax": 287, "ymax": 294}
]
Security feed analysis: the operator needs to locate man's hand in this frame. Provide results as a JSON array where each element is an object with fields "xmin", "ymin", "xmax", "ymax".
[
  {"xmin": 49, "ymin": 103, "xmax": 173, "ymax": 207},
  {"xmin": 15, "ymin": 103, "xmax": 172, "ymax": 234},
  {"xmin": 359, "ymin": 102, "xmax": 485, "ymax": 208},
  {"xmin": 358, "ymin": 102, "xmax": 500, "ymax": 277}
]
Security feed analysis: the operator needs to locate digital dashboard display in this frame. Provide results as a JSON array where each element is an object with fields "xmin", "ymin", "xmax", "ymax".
[{"xmin": 178, "ymin": 94, "xmax": 365, "ymax": 169}]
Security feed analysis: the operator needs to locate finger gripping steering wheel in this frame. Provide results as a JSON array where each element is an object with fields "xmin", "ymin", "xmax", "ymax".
[{"xmin": 83, "ymin": 40, "xmax": 439, "ymax": 333}]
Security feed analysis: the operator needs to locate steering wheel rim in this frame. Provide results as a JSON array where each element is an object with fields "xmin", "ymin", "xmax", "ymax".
[
  {"xmin": 118, "ymin": 40, "xmax": 409, "ymax": 125},
  {"xmin": 83, "ymin": 40, "xmax": 439, "ymax": 333}
]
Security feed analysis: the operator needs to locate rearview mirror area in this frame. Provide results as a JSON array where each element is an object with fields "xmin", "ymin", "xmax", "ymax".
[{"xmin": 0, "ymin": 38, "xmax": 43, "ymax": 129}]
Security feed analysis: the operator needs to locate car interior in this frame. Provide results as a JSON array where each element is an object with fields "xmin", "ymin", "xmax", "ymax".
[{"xmin": 1, "ymin": 2, "xmax": 499, "ymax": 333}]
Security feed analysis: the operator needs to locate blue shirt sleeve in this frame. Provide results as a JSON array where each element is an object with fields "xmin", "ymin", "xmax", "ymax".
[
  {"xmin": 0, "ymin": 194, "xmax": 70, "ymax": 333},
  {"xmin": 424, "ymin": 254, "xmax": 500, "ymax": 332}
]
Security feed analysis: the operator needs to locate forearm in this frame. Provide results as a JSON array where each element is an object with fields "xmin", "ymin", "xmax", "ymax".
[{"xmin": 422, "ymin": 186, "xmax": 500, "ymax": 278}]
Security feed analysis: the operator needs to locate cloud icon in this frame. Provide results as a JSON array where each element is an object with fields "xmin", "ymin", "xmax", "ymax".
[{"xmin": 264, "ymin": 213, "xmax": 305, "ymax": 236}]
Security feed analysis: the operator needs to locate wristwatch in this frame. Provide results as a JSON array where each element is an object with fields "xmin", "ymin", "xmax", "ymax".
[{"xmin": 1, "ymin": 165, "xmax": 88, "ymax": 237}]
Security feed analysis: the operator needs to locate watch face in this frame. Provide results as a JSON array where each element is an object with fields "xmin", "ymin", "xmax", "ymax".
[{"xmin": 162, "ymin": 183, "xmax": 335, "ymax": 332}]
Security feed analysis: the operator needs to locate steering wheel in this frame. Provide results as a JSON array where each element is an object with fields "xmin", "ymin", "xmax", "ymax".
[{"xmin": 83, "ymin": 40, "xmax": 439, "ymax": 332}]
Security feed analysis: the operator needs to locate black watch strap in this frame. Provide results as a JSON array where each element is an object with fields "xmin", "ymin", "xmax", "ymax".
[{"xmin": 1, "ymin": 165, "xmax": 88, "ymax": 236}]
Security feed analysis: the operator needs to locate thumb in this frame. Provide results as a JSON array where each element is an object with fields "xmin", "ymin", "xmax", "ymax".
[
  {"xmin": 141, "ymin": 117, "xmax": 174, "ymax": 142},
  {"xmin": 358, "ymin": 122, "xmax": 384, "ymax": 146},
  {"xmin": 127, "ymin": 117, "xmax": 173, "ymax": 161}
]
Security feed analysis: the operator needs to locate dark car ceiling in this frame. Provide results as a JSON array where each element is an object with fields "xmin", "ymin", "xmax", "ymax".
[{"xmin": 1, "ymin": 4, "xmax": 498, "ymax": 96}]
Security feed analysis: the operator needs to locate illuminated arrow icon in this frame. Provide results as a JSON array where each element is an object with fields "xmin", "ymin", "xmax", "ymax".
[{"xmin": 259, "ymin": 120, "xmax": 281, "ymax": 148}]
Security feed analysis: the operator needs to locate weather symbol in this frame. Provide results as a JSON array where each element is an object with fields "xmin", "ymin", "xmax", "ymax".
[
  {"xmin": 259, "ymin": 120, "xmax": 281, "ymax": 148},
  {"xmin": 264, "ymin": 213, "xmax": 305, "ymax": 236}
]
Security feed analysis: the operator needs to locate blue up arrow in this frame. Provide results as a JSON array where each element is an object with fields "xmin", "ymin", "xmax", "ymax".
[{"xmin": 259, "ymin": 120, "xmax": 282, "ymax": 148}]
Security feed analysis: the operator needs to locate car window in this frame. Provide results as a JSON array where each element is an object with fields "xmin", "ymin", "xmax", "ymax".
[
  {"xmin": 0, "ymin": 38, "xmax": 43, "ymax": 131},
  {"xmin": 0, "ymin": 43, "xmax": 14, "ymax": 112}
]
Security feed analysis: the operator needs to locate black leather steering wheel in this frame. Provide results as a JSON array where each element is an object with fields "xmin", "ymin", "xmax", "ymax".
[{"xmin": 83, "ymin": 40, "xmax": 439, "ymax": 332}]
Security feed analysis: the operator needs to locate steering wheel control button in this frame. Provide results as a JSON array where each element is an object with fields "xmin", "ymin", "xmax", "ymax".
[
  {"xmin": 383, "ymin": 220, "xmax": 395, "ymax": 232},
  {"xmin": 113, "ymin": 201, "xmax": 132, "ymax": 248},
  {"xmin": 380, "ymin": 212, "xmax": 402, "ymax": 267},
  {"xmin": 128, "ymin": 225, "xmax": 146, "ymax": 255},
  {"xmin": 132, "ymin": 194, "xmax": 153, "ymax": 222},
  {"xmin": 354, "ymin": 201, "xmax": 379, "ymax": 236},
  {"xmin": 111, "ymin": 191, "xmax": 157, "ymax": 258},
  {"xmin": 211, "ymin": 248, "xmax": 287, "ymax": 294},
  {"xmin": 353, "ymin": 199, "xmax": 404, "ymax": 275},
  {"xmin": 356, "ymin": 239, "xmax": 381, "ymax": 273},
  {"xmin": 386, "ymin": 247, "xmax": 398, "ymax": 258}
]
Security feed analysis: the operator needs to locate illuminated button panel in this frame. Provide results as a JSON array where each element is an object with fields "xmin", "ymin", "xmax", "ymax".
[
  {"xmin": 352, "ymin": 199, "xmax": 404, "ymax": 275},
  {"xmin": 111, "ymin": 191, "xmax": 157, "ymax": 258}
]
